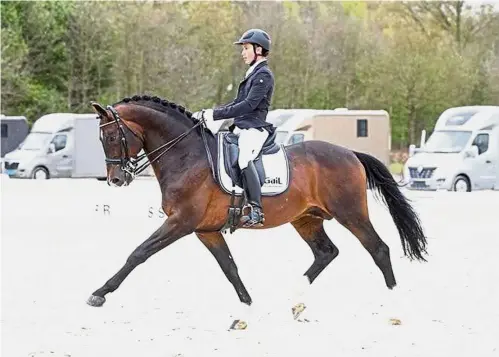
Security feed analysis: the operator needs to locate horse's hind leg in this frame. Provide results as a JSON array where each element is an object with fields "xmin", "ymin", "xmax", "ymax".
[
  {"xmin": 335, "ymin": 200, "xmax": 397, "ymax": 289},
  {"xmin": 289, "ymin": 216, "xmax": 339, "ymax": 319}
]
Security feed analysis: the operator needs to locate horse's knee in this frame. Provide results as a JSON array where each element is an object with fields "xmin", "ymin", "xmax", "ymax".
[
  {"xmin": 313, "ymin": 236, "xmax": 338, "ymax": 260},
  {"xmin": 321, "ymin": 244, "xmax": 339, "ymax": 264},
  {"xmin": 127, "ymin": 250, "xmax": 147, "ymax": 266},
  {"xmin": 325, "ymin": 239, "xmax": 339, "ymax": 256},
  {"xmin": 311, "ymin": 240, "xmax": 338, "ymax": 269},
  {"xmin": 329, "ymin": 244, "xmax": 340, "ymax": 260}
]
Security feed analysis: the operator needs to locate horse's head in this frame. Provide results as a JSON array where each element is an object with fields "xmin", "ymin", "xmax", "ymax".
[{"xmin": 91, "ymin": 101, "xmax": 145, "ymax": 187}]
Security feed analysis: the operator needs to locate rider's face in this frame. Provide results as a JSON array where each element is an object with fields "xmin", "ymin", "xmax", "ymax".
[{"xmin": 241, "ymin": 43, "xmax": 261, "ymax": 65}]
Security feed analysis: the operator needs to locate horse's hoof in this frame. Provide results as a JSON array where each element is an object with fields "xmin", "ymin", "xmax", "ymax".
[
  {"xmin": 229, "ymin": 319, "xmax": 247, "ymax": 330},
  {"xmin": 292, "ymin": 302, "xmax": 306, "ymax": 320},
  {"xmin": 86, "ymin": 295, "xmax": 106, "ymax": 307}
]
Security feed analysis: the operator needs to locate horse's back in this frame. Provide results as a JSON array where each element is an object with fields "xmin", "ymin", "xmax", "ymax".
[{"xmin": 283, "ymin": 139, "xmax": 360, "ymax": 167}]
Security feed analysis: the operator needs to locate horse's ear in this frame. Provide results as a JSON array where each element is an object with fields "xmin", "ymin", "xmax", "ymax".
[{"xmin": 90, "ymin": 101, "xmax": 108, "ymax": 118}]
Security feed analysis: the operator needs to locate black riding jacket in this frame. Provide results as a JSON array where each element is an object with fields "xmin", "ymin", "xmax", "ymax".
[{"xmin": 213, "ymin": 61, "xmax": 275, "ymax": 131}]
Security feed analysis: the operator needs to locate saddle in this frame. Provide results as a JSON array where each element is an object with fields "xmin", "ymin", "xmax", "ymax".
[
  {"xmin": 216, "ymin": 131, "xmax": 290, "ymax": 233},
  {"xmin": 215, "ymin": 128, "xmax": 290, "ymax": 234},
  {"xmin": 222, "ymin": 129, "xmax": 280, "ymax": 188}
]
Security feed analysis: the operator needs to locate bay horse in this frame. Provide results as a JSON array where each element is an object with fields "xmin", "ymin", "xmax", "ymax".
[{"xmin": 87, "ymin": 95, "xmax": 428, "ymax": 326}]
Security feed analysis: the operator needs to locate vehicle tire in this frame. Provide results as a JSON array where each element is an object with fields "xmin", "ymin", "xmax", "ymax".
[
  {"xmin": 452, "ymin": 175, "xmax": 471, "ymax": 192},
  {"xmin": 32, "ymin": 167, "xmax": 49, "ymax": 180},
  {"xmin": 96, "ymin": 177, "xmax": 107, "ymax": 181}
]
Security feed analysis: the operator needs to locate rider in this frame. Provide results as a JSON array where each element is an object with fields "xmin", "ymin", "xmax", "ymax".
[{"xmin": 192, "ymin": 28, "xmax": 275, "ymax": 227}]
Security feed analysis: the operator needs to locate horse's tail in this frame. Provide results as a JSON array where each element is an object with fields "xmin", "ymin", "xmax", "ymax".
[{"xmin": 353, "ymin": 151, "xmax": 428, "ymax": 262}]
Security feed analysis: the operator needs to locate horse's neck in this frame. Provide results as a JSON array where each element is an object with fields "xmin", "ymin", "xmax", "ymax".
[{"xmin": 141, "ymin": 115, "xmax": 215, "ymax": 189}]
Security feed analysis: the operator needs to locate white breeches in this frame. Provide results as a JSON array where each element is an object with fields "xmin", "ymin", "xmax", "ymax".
[{"xmin": 233, "ymin": 127, "xmax": 269, "ymax": 169}]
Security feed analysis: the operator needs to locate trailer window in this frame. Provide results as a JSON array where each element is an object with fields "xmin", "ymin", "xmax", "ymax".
[
  {"xmin": 289, "ymin": 133, "xmax": 304, "ymax": 144},
  {"xmin": 357, "ymin": 119, "xmax": 368, "ymax": 137},
  {"xmin": 1, "ymin": 124, "xmax": 7, "ymax": 138}
]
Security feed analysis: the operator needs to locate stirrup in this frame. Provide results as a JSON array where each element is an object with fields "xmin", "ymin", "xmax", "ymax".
[{"xmin": 240, "ymin": 204, "xmax": 265, "ymax": 227}]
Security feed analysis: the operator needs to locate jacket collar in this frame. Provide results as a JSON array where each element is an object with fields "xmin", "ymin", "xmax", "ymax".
[
  {"xmin": 241, "ymin": 60, "xmax": 268, "ymax": 83},
  {"xmin": 245, "ymin": 58, "xmax": 267, "ymax": 78}
]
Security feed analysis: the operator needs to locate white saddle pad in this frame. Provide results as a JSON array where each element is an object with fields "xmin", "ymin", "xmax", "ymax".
[{"xmin": 216, "ymin": 133, "xmax": 290, "ymax": 196}]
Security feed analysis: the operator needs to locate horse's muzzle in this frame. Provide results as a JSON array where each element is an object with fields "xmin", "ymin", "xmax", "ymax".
[{"xmin": 108, "ymin": 170, "xmax": 133, "ymax": 187}]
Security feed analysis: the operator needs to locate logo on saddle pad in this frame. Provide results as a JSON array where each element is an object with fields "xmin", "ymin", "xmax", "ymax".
[
  {"xmin": 217, "ymin": 133, "xmax": 290, "ymax": 196},
  {"xmin": 264, "ymin": 176, "xmax": 282, "ymax": 186}
]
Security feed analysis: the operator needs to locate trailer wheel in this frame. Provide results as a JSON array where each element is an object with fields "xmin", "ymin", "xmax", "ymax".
[
  {"xmin": 452, "ymin": 175, "xmax": 471, "ymax": 192},
  {"xmin": 32, "ymin": 167, "xmax": 49, "ymax": 180}
]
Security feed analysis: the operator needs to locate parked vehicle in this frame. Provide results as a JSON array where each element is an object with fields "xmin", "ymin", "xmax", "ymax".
[
  {"xmin": 3, "ymin": 113, "xmax": 107, "ymax": 179},
  {"xmin": 404, "ymin": 106, "xmax": 499, "ymax": 191},
  {"xmin": 1, "ymin": 115, "xmax": 30, "ymax": 173},
  {"xmin": 267, "ymin": 108, "xmax": 391, "ymax": 165}
]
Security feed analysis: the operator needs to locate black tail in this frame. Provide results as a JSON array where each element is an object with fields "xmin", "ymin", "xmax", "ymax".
[{"xmin": 354, "ymin": 151, "xmax": 428, "ymax": 262}]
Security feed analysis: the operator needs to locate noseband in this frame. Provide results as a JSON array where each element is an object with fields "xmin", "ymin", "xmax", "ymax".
[
  {"xmin": 99, "ymin": 106, "xmax": 139, "ymax": 176},
  {"xmin": 98, "ymin": 106, "xmax": 215, "ymax": 179}
]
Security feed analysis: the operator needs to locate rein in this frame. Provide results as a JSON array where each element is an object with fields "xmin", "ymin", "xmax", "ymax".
[{"xmin": 99, "ymin": 106, "xmax": 216, "ymax": 180}]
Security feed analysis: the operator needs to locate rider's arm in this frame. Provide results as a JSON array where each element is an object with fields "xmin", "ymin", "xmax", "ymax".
[
  {"xmin": 214, "ymin": 99, "xmax": 236, "ymax": 111},
  {"xmin": 212, "ymin": 72, "xmax": 272, "ymax": 120}
]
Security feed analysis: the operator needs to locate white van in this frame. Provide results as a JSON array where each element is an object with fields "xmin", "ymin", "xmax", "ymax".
[
  {"xmin": 3, "ymin": 113, "xmax": 106, "ymax": 179},
  {"xmin": 404, "ymin": 106, "xmax": 499, "ymax": 191}
]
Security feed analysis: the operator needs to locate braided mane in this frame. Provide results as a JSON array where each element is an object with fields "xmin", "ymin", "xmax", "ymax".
[{"xmin": 114, "ymin": 94, "xmax": 195, "ymax": 123}]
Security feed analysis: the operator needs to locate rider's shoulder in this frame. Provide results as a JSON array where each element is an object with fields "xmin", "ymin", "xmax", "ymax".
[
  {"xmin": 253, "ymin": 66, "xmax": 274, "ymax": 81},
  {"xmin": 251, "ymin": 71, "xmax": 273, "ymax": 88}
]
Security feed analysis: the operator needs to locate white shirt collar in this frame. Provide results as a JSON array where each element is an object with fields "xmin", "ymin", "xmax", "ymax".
[{"xmin": 245, "ymin": 58, "xmax": 267, "ymax": 79}]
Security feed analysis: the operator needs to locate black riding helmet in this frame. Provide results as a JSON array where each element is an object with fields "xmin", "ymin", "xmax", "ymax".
[{"xmin": 234, "ymin": 28, "xmax": 271, "ymax": 65}]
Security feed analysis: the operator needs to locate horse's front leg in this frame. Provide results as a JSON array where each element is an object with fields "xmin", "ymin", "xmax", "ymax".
[
  {"xmin": 196, "ymin": 231, "xmax": 253, "ymax": 330},
  {"xmin": 87, "ymin": 216, "xmax": 193, "ymax": 307},
  {"xmin": 196, "ymin": 232, "xmax": 252, "ymax": 305}
]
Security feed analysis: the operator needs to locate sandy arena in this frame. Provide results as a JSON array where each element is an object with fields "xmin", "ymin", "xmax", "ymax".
[{"xmin": 1, "ymin": 176, "xmax": 498, "ymax": 357}]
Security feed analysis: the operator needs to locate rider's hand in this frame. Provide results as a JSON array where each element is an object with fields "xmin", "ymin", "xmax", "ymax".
[
  {"xmin": 191, "ymin": 109, "xmax": 214, "ymax": 122},
  {"xmin": 191, "ymin": 111, "xmax": 203, "ymax": 121},
  {"xmin": 202, "ymin": 109, "xmax": 214, "ymax": 122}
]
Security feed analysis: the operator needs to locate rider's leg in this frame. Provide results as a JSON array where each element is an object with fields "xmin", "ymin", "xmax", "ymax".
[
  {"xmin": 238, "ymin": 127, "xmax": 269, "ymax": 169},
  {"xmin": 238, "ymin": 128, "xmax": 269, "ymax": 227},
  {"xmin": 241, "ymin": 161, "xmax": 263, "ymax": 226}
]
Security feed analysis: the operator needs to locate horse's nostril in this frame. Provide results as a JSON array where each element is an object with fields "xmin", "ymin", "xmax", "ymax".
[{"xmin": 111, "ymin": 177, "xmax": 121, "ymax": 184}]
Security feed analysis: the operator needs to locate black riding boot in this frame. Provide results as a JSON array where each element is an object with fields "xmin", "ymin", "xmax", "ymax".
[{"xmin": 240, "ymin": 162, "xmax": 264, "ymax": 227}]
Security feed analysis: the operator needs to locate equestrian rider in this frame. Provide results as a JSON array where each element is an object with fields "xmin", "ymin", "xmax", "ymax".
[{"xmin": 192, "ymin": 28, "xmax": 275, "ymax": 227}]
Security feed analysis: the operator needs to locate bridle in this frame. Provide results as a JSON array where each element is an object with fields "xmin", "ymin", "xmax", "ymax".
[{"xmin": 98, "ymin": 106, "xmax": 215, "ymax": 180}]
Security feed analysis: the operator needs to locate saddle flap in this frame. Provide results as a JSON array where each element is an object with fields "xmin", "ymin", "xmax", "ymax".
[{"xmin": 223, "ymin": 136, "xmax": 241, "ymax": 181}]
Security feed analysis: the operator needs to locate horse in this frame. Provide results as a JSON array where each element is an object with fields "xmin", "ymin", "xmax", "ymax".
[{"xmin": 87, "ymin": 95, "xmax": 428, "ymax": 328}]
